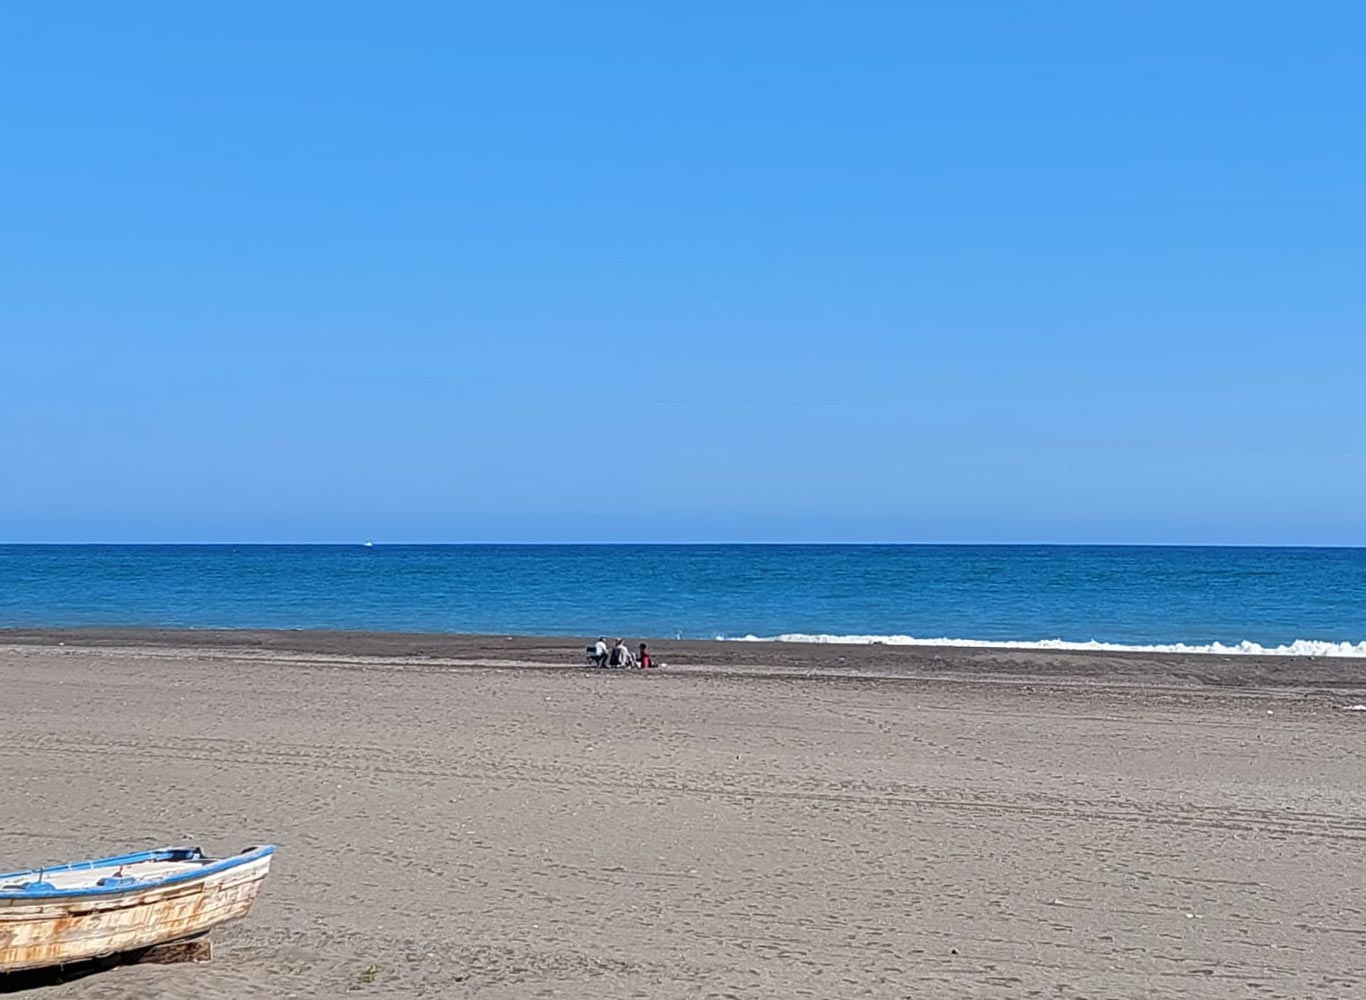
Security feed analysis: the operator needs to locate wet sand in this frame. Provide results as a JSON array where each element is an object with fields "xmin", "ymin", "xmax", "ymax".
[{"xmin": 2, "ymin": 630, "xmax": 1365, "ymax": 998}]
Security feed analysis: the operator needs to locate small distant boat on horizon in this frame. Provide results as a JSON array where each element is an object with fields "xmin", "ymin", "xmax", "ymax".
[
  {"xmin": 362, "ymin": 540, "xmax": 374, "ymax": 547},
  {"xmin": 0, "ymin": 845, "xmax": 274, "ymax": 973}
]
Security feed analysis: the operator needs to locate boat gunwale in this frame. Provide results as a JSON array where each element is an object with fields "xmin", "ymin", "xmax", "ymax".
[{"xmin": 0, "ymin": 845, "xmax": 274, "ymax": 901}]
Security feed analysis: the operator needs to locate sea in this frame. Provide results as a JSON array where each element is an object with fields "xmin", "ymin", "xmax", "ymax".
[{"xmin": 1, "ymin": 544, "xmax": 1364, "ymax": 657}]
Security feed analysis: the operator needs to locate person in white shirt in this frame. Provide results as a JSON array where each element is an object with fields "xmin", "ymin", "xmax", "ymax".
[
  {"xmin": 609, "ymin": 638, "xmax": 636, "ymax": 668},
  {"xmin": 591, "ymin": 637, "xmax": 609, "ymax": 667}
]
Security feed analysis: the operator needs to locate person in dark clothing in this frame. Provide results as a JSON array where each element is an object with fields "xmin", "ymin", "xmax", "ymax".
[{"xmin": 609, "ymin": 638, "xmax": 635, "ymax": 668}]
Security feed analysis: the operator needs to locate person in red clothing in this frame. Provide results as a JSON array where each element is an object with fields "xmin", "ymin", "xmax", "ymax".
[{"xmin": 637, "ymin": 642, "xmax": 652, "ymax": 669}]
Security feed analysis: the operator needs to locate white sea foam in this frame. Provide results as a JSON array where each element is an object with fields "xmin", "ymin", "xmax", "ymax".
[{"xmin": 726, "ymin": 633, "xmax": 1366, "ymax": 658}]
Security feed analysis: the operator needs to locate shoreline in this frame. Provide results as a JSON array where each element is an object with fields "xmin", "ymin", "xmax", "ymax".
[{"xmin": 5, "ymin": 626, "xmax": 1366, "ymax": 696}]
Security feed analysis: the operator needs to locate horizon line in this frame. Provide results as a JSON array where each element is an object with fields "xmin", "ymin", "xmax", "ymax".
[{"xmin": 3, "ymin": 541, "xmax": 1364, "ymax": 551}]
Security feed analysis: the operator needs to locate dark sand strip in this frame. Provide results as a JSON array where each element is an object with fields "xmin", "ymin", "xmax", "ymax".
[{"xmin": 4, "ymin": 627, "xmax": 1366, "ymax": 692}]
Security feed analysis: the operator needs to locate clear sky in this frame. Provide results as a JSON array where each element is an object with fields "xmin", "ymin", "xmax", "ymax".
[{"xmin": 3, "ymin": 3, "xmax": 1363, "ymax": 544}]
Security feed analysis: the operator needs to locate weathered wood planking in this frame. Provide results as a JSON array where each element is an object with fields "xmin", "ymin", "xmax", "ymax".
[{"xmin": 0, "ymin": 848, "xmax": 271, "ymax": 973}]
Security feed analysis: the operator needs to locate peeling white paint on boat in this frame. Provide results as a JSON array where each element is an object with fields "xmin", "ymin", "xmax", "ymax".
[{"xmin": 0, "ymin": 846, "xmax": 273, "ymax": 973}]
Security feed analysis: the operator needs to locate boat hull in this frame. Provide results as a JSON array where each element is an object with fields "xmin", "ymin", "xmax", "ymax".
[{"xmin": 0, "ymin": 852, "xmax": 270, "ymax": 973}]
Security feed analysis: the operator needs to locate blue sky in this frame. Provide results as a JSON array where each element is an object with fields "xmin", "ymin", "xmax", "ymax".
[{"xmin": 3, "ymin": 2, "xmax": 1363, "ymax": 544}]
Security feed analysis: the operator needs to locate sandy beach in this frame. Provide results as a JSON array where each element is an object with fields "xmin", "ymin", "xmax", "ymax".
[{"xmin": 2, "ymin": 630, "xmax": 1365, "ymax": 999}]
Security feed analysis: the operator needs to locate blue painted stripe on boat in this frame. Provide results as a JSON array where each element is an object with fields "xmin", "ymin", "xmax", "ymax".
[
  {"xmin": 0, "ymin": 847, "xmax": 203, "ymax": 881},
  {"xmin": 0, "ymin": 845, "xmax": 274, "ymax": 900}
]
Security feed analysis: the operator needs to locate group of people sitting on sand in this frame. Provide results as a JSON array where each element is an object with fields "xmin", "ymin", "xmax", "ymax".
[{"xmin": 586, "ymin": 637, "xmax": 653, "ymax": 670}]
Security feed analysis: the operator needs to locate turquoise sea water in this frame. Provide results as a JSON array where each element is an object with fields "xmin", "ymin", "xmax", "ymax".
[{"xmin": 2, "ymin": 545, "xmax": 1364, "ymax": 654}]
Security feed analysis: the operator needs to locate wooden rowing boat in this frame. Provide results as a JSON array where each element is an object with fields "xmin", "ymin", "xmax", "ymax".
[{"xmin": 0, "ymin": 845, "xmax": 273, "ymax": 973}]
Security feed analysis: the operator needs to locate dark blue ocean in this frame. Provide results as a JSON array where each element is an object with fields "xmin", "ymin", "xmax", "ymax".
[{"xmin": 1, "ymin": 545, "xmax": 1364, "ymax": 655}]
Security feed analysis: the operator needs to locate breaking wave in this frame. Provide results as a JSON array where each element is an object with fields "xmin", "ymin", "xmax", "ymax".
[{"xmin": 726, "ymin": 633, "xmax": 1366, "ymax": 658}]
